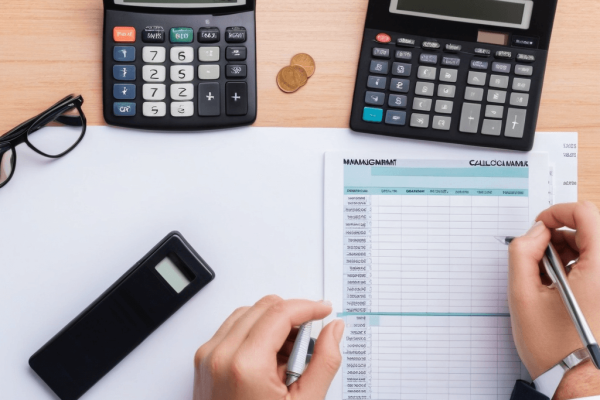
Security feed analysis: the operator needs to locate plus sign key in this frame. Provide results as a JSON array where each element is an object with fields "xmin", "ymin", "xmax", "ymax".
[
  {"xmin": 198, "ymin": 83, "xmax": 220, "ymax": 116},
  {"xmin": 226, "ymin": 82, "xmax": 248, "ymax": 116}
]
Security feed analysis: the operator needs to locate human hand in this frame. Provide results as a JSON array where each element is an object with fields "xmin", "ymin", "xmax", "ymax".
[
  {"xmin": 193, "ymin": 296, "xmax": 345, "ymax": 400},
  {"xmin": 508, "ymin": 202, "xmax": 600, "ymax": 398}
]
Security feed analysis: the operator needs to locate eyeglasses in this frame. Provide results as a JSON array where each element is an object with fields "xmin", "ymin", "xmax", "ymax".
[{"xmin": 0, "ymin": 94, "xmax": 86, "ymax": 189}]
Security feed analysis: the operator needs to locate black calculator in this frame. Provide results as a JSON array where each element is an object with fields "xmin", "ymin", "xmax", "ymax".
[
  {"xmin": 102, "ymin": 0, "xmax": 256, "ymax": 131},
  {"xmin": 350, "ymin": 0, "xmax": 559, "ymax": 151}
]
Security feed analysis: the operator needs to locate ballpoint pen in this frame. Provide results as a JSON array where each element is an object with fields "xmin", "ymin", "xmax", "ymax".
[
  {"xmin": 286, "ymin": 321, "xmax": 313, "ymax": 386},
  {"xmin": 496, "ymin": 235, "xmax": 600, "ymax": 369}
]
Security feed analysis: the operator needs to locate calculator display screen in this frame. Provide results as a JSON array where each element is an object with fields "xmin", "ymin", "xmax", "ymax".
[
  {"xmin": 389, "ymin": 0, "xmax": 533, "ymax": 30},
  {"xmin": 114, "ymin": 0, "xmax": 246, "ymax": 8}
]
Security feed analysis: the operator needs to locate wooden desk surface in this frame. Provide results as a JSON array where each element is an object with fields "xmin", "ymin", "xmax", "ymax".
[{"xmin": 1, "ymin": 1, "xmax": 598, "ymax": 202}]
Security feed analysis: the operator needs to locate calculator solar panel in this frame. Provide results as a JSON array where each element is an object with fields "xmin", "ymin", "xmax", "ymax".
[{"xmin": 350, "ymin": 0, "xmax": 559, "ymax": 151}]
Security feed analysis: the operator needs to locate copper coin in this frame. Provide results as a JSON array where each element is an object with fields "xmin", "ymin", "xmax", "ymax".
[
  {"xmin": 276, "ymin": 66, "xmax": 304, "ymax": 93},
  {"xmin": 290, "ymin": 53, "xmax": 316, "ymax": 78},
  {"xmin": 292, "ymin": 65, "xmax": 309, "ymax": 87}
]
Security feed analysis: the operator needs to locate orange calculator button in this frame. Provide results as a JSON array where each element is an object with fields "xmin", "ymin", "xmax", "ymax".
[{"xmin": 113, "ymin": 27, "xmax": 136, "ymax": 43}]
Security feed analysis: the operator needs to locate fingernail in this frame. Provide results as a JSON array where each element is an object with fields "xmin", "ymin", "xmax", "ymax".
[
  {"xmin": 320, "ymin": 300, "xmax": 332, "ymax": 307},
  {"xmin": 524, "ymin": 220, "xmax": 545, "ymax": 237},
  {"xmin": 333, "ymin": 320, "xmax": 345, "ymax": 343}
]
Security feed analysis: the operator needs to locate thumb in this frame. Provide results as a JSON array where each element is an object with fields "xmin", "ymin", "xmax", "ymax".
[
  {"xmin": 290, "ymin": 319, "xmax": 344, "ymax": 400},
  {"xmin": 508, "ymin": 220, "xmax": 551, "ymax": 291}
]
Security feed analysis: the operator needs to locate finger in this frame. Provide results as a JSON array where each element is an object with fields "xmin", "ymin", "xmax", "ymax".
[
  {"xmin": 550, "ymin": 229, "xmax": 580, "ymax": 267},
  {"xmin": 194, "ymin": 306, "xmax": 249, "ymax": 366},
  {"xmin": 290, "ymin": 319, "xmax": 344, "ymax": 400},
  {"xmin": 508, "ymin": 221, "xmax": 551, "ymax": 291},
  {"xmin": 278, "ymin": 337, "xmax": 297, "ymax": 359}
]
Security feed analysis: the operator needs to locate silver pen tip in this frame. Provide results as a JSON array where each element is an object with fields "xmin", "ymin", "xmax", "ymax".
[{"xmin": 286, "ymin": 374, "xmax": 299, "ymax": 386}]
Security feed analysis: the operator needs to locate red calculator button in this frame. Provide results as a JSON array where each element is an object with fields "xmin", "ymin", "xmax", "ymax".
[
  {"xmin": 375, "ymin": 33, "xmax": 392, "ymax": 44},
  {"xmin": 114, "ymin": 27, "xmax": 136, "ymax": 43}
]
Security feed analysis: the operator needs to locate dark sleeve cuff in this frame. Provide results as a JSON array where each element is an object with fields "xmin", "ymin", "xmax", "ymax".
[{"xmin": 510, "ymin": 380, "xmax": 550, "ymax": 400}]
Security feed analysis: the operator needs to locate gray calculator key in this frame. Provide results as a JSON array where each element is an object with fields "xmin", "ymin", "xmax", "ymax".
[
  {"xmin": 459, "ymin": 103, "xmax": 481, "ymax": 133},
  {"xmin": 198, "ymin": 82, "xmax": 221, "ymax": 116},
  {"xmin": 432, "ymin": 116, "xmax": 451, "ymax": 131},
  {"xmin": 489, "ymin": 75, "xmax": 509, "ymax": 89},
  {"xmin": 510, "ymin": 93, "xmax": 529, "ymax": 107},
  {"xmin": 481, "ymin": 119, "xmax": 502, "ymax": 136},
  {"xmin": 390, "ymin": 78, "xmax": 409, "ymax": 93},
  {"xmin": 417, "ymin": 66, "xmax": 437, "ymax": 80},
  {"xmin": 485, "ymin": 105, "xmax": 504, "ymax": 119},
  {"xmin": 389, "ymin": 94, "xmax": 408, "ymax": 108},
  {"xmin": 439, "ymin": 68, "xmax": 458, "ymax": 83},
  {"xmin": 513, "ymin": 78, "xmax": 531, "ymax": 92},
  {"xmin": 395, "ymin": 50, "xmax": 412, "ymax": 60},
  {"xmin": 385, "ymin": 110, "xmax": 407, "ymax": 126},
  {"xmin": 410, "ymin": 113, "xmax": 430, "ymax": 128},
  {"xmin": 438, "ymin": 84, "xmax": 456, "ymax": 98},
  {"xmin": 365, "ymin": 91, "xmax": 385, "ymax": 106},
  {"xmin": 370, "ymin": 60, "xmax": 389, "ymax": 74},
  {"xmin": 392, "ymin": 62, "xmax": 412, "ymax": 76},
  {"xmin": 419, "ymin": 54, "xmax": 438, "ymax": 65},
  {"xmin": 367, "ymin": 75, "xmax": 387, "ymax": 90},
  {"xmin": 515, "ymin": 65, "xmax": 534, "ymax": 76},
  {"xmin": 487, "ymin": 90, "xmax": 507, "ymax": 104},
  {"xmin": 435, "ymin": 100, "xmax": 453, "ymax": 114},
  {"xmin": 415, "ymin": 82, "xmax": 435, "ymax": 97},
  {"xmin": 441, "ymin": 57, "xmax": 460, "ymax": 67},
  {"xmin": 372, "ymin": 47, "xmax": 391, "ymax": 58},
  {"xmin": 470, "ymin": 60, "xmax": 488, "ymax": 70},
  {"xmin": 413, "ymin": 97, "xmax": 432, "ymax": 111},
  {"xmin": 467, "ymin": 71, "xmax": 486, "ymax": 86},
  {"xmin": 505, "ymin": 108, "xmax": 527, "ymax": 138},
  {"xmin": 464, "ymin": 87, "xmax": 484, "ymax": 101},
  {"xmin": 492, "ymin": 62, "xmax": 511, "ymax": 74}
]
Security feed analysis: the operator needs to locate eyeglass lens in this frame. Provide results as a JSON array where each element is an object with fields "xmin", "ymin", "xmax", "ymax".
[
  {"xmin": 27, "ymin": 105, "xmax": 84, "ymax": 157},
  {"xmin": 0, "ymin": 144, "xmax": 16, "ymax": 186}
]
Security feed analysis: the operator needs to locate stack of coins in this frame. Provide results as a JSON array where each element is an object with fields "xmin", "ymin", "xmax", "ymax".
[{"xmin": 277, "ymin": 53, "xmax": 316, "ymax": 93}]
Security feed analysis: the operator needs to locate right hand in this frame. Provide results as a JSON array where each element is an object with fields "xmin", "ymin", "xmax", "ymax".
[{"xmin": 508, "ymin": 202, "xmax": 600, "ymax": 398}]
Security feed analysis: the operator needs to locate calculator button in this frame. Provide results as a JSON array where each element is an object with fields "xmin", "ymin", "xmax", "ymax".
[
  {"xmin": 198, "ymin": 82, "xmax": 221, "ymax": 116},
  {"xmin": 372, "ymin": 48, "xmax": 391, "ymax": 59},
  {"xmin": 113, "ymin": 102, "xmax": 136, "ymax": 116},
  {"xmin": 485, "ymin": 105, "xmax": 504, "ymax": 119},
  {"xmin": 226, "ymin": 47, "xmax": 247, "ymax": 61},
  {"xmin": 171, "ymin": 83, "xmax": 194, "ymax": 101},
  {"xmin": 439, "ymin": 69, "xmax": 458, "ymax": 83},
  {"xmin": 225, "ymin": 27, "xmax": 247, "ymax": 43},
  {"xmin": 474, "ymin": 48, "xmax": 491, "ymax": 57},
  {"xmin": 415, "ymin": 82, "xmax": 435, "ymax": 97},
  {"xmin": 489, "ymin": 75, "xmax": 509, "ymax": 89},
  {"xmin": 170, "ymin": 65, "xmax": 193, "ymax": 82},
  {"xmin": 422, "ymin": 41, "xmax": 440, "ymax": 50},
  {"xmin": 113, "ymin": 65, "xmax": 136, "ymax": 81},
  {"xmin": 413, "ymin": 97, "xmax": 432, "ymax": 112},
  {"xmin": 438, "ymin": 84, "xmax": 456, "ymax": 98},
  {"xmin": 143, "ymin": 102, "xmax": 166, "ymax": 117},
  {"xmin": 433, "ymin": 116, "xmax": 451, "ymax": 131},
  {"xmin": 410, "ymin": 113, "xmax": 430, "ymax": 129},
  {"xmin": 368, "ymin": 76, "xmax": 387, "ymax": 90},
  {"xmin": 113, "ymin": 27, "xmax": 136, "ymax": 43},
  {"xmin": 505, "ymin": 109, "xmax": 527, "ymax": 138},
  {"xmin": 365, "ymin": 91, "xmax": 385, "ymax": 106},
  {"xmin": 419, "ymin": 54, "xmax": 438, "ymax": 65},
  {"xmin": 459, "ymin": 103, "xmax": 481, "ymax": 133},
  {"xmin": 495, "ymin": 51, "xmax": 513, "ymax": 59},
  {"xmin": 143, "ymin": 65, "xmax": 166, "ymax": 82},
  {"xmin": 390, "ymin": 78, "xmax": 409, "ymax": 93},
  {"xmin": 199, "ymin": 65, "xmax": 220, "ymax": 80},
  {"xmin": 375, "ymin": 33, "xmax": 392, "ymax": 44},
  {"xmin": 142, "ymin": 26, "xmax": 165, "ymax": 43},
  {"xmin": 142, "ymin": 46, "xmax": 166, "ymax": 63},
  {"xmin": 515, "ymin": 65, "xmax": 534, "ymax": 76},
  {"xmin": 445, "ymin": 44, "xmax": 462, "ymax": 53},
  {"xmin": 363, "ymin": 107, "xmax": 383, "ymax": 123},
  {"xmin": 113, "ymin": 46, "xmax": 135, "ymax": 62},
  {"xmin": 226, "ymin": 65, "xmax": 247, "ymax": 79},
  {"xmin": 510, "ymin": 93, "xmax": 529, "ymax": 107},
  {"xmin": 417, "ymin": 66, "xmax": 436, "ymax": 80},
  {"xmin": 492, "ymin": 62, "xmax": 511, "ymax": 74},
  {"xmin": 517, "ymin": 53, "xmax": 536, "ymax": 63},
  {"xmin": 113, "ymin": 84, "xmax": 136, "ymax": 100},
  {"xmin": 395, "ymin": 50, "xmax": 412, "ymax": 60},
  {"xmin": 198, "ymin": 27, "xmax": 220, "ymax": 43},
  {"xmin": 441, "ymin": 57, "xmax": 460, "ymax": 67},
  {"xmin": 513, "ymin": 78, "xmax": 531, "ymax": 92},
  {"xmin": 435, "ymin": 100, "xmax": 453, "ymax": 114},
  {"xmin": 396, "ymin": 38, "xmax": 415, "ymax": 47},
  {"xmin": 467, "ymin": 71, "xmax": 486, "ymax": 86},
  {"xmin": 385, "ymin": 110, "xmax": 407, "ymax": 126},
  {"xmin": 388, "ymin": 94, "xmax": 407, "ymax": 108},
  {"xmin": 170, "ymin": 27, "xmax": 194, "ymax": 43},
  {"xmin": 482, "ymin": 119, "xmax": 502, "ymax": 136},
  {"xmin": 143, "ymin": 84, "xmax": 166, "ymax": 101},
  {"xmin": 226, "ymin": 82, "xmax": 248, "ymax": 116},
  {"xmin": 464, "ymin": 87, "xmax": 484, "ymax": 101},
  {"xmin": 370, "ymin": 60, "xmax": 389, "ymax": 75},
  {"xmin": 487, "ymin": 90, "xmax": 507, "ymax": 104},
  {"xmin": 171, "ymin": 101, "xmax": 194, "ymax": 117},
  {"xmin": 171, "ymin": 47, "xmax": 194, "ymax": 63},
  {"xmin": 470, "ymin": 60, "xmax": 488, "ymax": 70},
  {"xmin": 392, "ymin": 62, "xmax": 411, "ymax": 76},
  {"xmin": 199, "ymin": 47, "xmax": 220, "ymax": 62}
]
